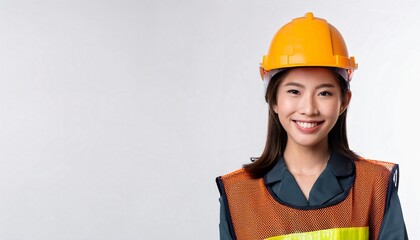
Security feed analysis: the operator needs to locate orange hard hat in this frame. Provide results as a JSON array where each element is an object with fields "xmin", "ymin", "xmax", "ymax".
[{"xmin": 260, "ymin": 12, "xmax": 357, "ymax": 82}]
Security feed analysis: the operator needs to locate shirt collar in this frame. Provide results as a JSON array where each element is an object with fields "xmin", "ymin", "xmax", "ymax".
[
  {"xmin": 265, "ymin": 156, "xmax": 287, "ymax": 185},
  {"xmin": 265, "ymin": 151, "xmax": 355, "ymax": 185},
  {"xmin": 327, "ymin": 151, "xmax": 355, "ymax": 177}
]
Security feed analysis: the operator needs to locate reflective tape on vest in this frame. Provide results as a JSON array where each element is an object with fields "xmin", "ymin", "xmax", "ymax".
[{"xmin": 265, "ymin": 226, "xmax": 369, "ymax": 240}]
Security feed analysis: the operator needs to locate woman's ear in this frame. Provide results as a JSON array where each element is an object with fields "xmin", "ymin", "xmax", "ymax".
[
  {"xmin": 340, "ymin": 90, "xmax": 352, "ymax": 114},
  {"xmin": 272, "ymin": 104, "xmax": 278, "ymax": 114}
]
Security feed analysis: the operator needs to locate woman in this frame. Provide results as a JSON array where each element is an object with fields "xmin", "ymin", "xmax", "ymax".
[{"xmin": 217, "ymin": 12, "xmax": 407, "ymax": 240}]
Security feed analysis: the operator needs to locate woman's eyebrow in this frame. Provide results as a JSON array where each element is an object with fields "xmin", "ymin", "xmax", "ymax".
[
  {"xmin": 283, "ymin": 82, "xmax": 304, "ymax": 88},
  {"xmin": 316, "ymin": 83, "xmax": 335, "ymax": 89},
  {"xmin": 283, "ymin": 82, "xmax": 336, "ymax": 89}
]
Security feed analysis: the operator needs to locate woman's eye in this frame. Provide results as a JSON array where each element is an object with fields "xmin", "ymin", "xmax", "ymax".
[
  {"xmin": 287, "ymin": 89, "xmax": 300, "ymax": 95},
  {"xmin": 318, "ymin": 91, "xmax": 332, "ymax": 96}
]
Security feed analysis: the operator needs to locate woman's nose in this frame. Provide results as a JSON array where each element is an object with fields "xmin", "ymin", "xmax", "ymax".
[{"xmin": 299, "ymin": 95, "xmax": 319, "ymax": 116}]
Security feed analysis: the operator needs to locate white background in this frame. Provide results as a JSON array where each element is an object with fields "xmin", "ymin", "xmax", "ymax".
[{"xmin": 0, "ymin": 0, "xmax": 418, "ymax": 239}]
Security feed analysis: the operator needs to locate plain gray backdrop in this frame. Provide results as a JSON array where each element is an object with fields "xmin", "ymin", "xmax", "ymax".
[{"xmin": 0, "ymin": 0, "xmax": 418, "ymax": 239}]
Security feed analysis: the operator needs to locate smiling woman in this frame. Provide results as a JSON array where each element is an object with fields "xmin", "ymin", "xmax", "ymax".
[
  {"xmin": 275, "ymin": 68, "xmax": 348, "ymax": 152},
  {"xmin": 273, "ymin": 68, "xmax": 350, "ymax": 199},
  {"xmin": 216, "ymin": 12, "xmax": 408, "ymax": 240}
]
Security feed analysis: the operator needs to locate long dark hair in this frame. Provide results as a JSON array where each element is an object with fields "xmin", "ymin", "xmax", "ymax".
[{"xmin": 244, "ymin": 68, "xmax": 359, "ymax": 178}]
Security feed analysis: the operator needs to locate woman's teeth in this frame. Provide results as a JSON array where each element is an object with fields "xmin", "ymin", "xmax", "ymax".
[{"xmin": 296, "ymin": 121, "xmax": 319, "ymax": 128}]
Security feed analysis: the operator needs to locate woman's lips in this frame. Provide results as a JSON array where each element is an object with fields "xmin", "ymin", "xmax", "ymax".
[{"xmin": 293, "ymin": 120, "xmax": 324, "ymax": 132}]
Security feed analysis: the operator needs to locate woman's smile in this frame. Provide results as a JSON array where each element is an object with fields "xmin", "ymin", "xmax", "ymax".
[{"xmin": 293, "ymin": 120, "xmax": 324, "ymax": 133}]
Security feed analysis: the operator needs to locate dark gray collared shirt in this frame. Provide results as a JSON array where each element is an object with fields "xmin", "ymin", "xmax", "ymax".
[{"xmin": 219, "ymin": 153, "xmax": 408, "ymax": 239}]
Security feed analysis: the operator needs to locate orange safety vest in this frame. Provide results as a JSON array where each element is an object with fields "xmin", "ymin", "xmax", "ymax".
[{"xmin": 217, "ymin": 159, "xmax": 397, "ymax": 240}]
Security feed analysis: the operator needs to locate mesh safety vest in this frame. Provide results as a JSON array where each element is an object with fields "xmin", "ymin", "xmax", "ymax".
[{"xmin": 217, "ymin": 159, "xmax": 398, "ymax": 240}]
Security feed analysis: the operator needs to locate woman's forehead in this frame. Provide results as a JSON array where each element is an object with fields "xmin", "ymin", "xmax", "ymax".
[{"xmin": 281, "ymin": 67, "xmax": 338, "ymax": 86}]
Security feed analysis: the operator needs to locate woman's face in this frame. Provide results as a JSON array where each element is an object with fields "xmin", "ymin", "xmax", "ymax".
[{"xmin": 273, "ymin": 67, "xmax": 351, "ymax": 149}]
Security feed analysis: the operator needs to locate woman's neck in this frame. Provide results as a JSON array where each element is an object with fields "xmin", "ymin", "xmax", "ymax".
[{"xmin": 283, "ymin": 140, "xmax": 330, "ymax": 176}]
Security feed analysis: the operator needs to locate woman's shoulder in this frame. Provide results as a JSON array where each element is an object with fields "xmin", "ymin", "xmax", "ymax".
[
  {"xmin": 354, "ymin": 158, "xmax": 400, "ymax": 200},
  {"xmin": 355, "ymin": 158, "xmax": 397, "ymax": 173},
  {"xmin": 219, "ymin": 168, "xmax": 252, "ymax": 180},
  {"xmin": 216, "ymin": 168, "xmax": 259, "ymax": 196},
  {"xmin": 354, "ymin": 158, "xmax": 399, "ymax": 188}
]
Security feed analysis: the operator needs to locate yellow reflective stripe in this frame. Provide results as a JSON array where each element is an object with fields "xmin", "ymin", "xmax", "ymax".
[{"xmin": 265, "ymin": 227, "xmax": 369, "ymax": 240}]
